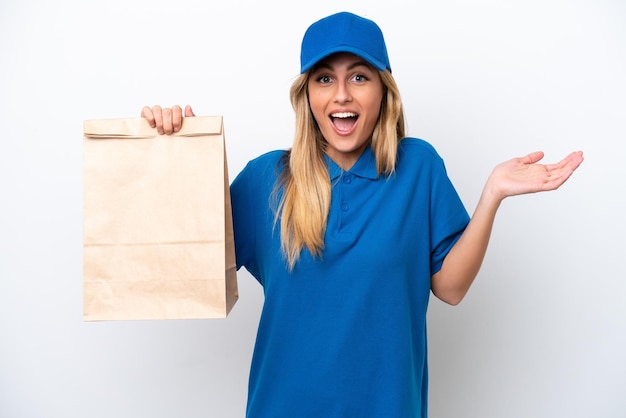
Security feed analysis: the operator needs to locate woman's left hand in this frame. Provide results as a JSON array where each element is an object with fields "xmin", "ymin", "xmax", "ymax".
[{"xmin": 486, "ymin": 150, "xmax": 584, "ymax": 201}]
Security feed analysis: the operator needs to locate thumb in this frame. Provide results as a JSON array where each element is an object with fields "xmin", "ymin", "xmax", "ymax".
[
  {"xmin": 184, "ymin": 105, "xmax": 195, "ymax": 117},
  {"xmin": 521, "ymin": 151, "xmax": 545, "ymax": 165}
]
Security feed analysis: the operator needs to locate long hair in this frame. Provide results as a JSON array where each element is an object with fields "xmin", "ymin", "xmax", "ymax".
[{"xmin": 275, "ymin": 69, "xmax": 406, "ymax": 270}]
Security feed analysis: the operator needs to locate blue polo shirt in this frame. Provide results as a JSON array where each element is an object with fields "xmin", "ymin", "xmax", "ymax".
[{"xmin": 230, "ymin": 138, "xmax": 470, "ymax": 418}]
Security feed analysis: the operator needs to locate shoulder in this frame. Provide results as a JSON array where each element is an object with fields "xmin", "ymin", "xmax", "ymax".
[
  {"xmin": 398, "ymin": 137, "xmax": 442, "ymax": 159},
  {"xmin": 397, "ymin": 137, "xmax": 446, "ymax": 169},
  {"xmin": 239, "ymin": 149, "xmax": 287, "ymax": 179}
]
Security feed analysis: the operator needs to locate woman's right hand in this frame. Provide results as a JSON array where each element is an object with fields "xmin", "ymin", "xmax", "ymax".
[{"xmin": 140, "ymin": 105, "xmax": 195, "ymax": 135}]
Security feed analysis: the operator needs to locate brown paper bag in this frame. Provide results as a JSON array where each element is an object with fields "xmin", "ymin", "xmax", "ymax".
[{"xmin": 83, "ymin": 116, "xmax": 238, "ymax": 321}]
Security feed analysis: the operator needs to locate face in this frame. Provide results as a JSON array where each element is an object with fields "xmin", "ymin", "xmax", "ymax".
[{"xmin": 307, "ymin": 52, "xmax": 384, "ymax": 170}]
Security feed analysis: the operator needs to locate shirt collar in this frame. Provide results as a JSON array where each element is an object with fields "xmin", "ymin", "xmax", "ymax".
[{"xmin": 326, "ymin": 144, "xmax": 378, "ymax": 181}]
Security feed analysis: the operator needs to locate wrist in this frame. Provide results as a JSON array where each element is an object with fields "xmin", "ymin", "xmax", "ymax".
[{"xmin": 481, "ymin": 176, "xmax": 505, "ymax": 208}]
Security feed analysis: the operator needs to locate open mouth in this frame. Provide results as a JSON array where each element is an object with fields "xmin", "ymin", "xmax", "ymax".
[{"xmin": 330, "ymin": 112, "xmax": 358, "ymax": 132}]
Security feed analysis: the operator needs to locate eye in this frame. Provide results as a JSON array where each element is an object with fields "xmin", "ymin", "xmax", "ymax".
[
  {"xmin": 352, "ymin": 74, "xmax": 369, "ymax": 83},
  {"xmin": 317, "ymin": 75, "xmax": 333, "ymax": 84}
]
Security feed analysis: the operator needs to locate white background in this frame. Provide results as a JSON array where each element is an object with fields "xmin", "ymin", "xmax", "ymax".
[{"xmin": 1, "ymin": 0, "xmax": 625, "ymax": 417}]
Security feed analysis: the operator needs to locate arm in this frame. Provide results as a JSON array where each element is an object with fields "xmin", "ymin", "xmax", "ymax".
[{"xmin": 431, "ymin": 150, "xmax": 584, "ymax": 305}]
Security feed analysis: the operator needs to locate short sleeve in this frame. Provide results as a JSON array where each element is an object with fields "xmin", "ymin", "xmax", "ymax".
[
  {"xmin": 428, "ymin": 158, "xmax": 470, "ymax": 275},
  {"xmin": 230, "ymin": 162, "xmax": 258, "ymax": 275}
]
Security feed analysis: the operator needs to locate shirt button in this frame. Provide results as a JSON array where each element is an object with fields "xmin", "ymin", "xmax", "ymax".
[
  {"xmin": 341, "ymin": 204, "xmax": 349, "ymax": 211},
  {"xmin": 342, "ymin": 175, "xmax": 352, "ymax": 184}
]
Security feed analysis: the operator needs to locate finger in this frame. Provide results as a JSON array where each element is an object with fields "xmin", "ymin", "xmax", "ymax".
[
  {"xmin": 152, "ymin": 105, "xmax": 164, "ymax": 135},
  {"xmin": 548, "ymin": 151, "xmax": 584, "ymax": 177},
  {"xmin": 161, "ymin": 107, "xmax": 174, "ymax": 135},
  {"xmin": 141, "ymin": 106, "xmax": 156, "ymax": 128},
  {"xmin": 542, "ymin": 169, "xmax": 575, "ymax": 191},
  {"xmin": 172, "ymin": 105, "xmax": 183, "ymax": 132},
  {"xmin": 520, "ymin": 151, "xmax": 544, "ymax": 165},
  {"xmin": 563, "ymin": 151, "xmax": 585, "ymax": 170},
  {"xmin": 542, "ymin": 153, "xmax": 584, "ymax": 191},
  {"xmin": 184, "ymin": 105, "xmax": 195, "ymax": 117}
]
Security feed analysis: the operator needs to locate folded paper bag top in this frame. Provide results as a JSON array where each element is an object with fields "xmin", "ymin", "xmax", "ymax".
[
  {"xmin": 83, "ymin": 116, "xmax": 223, "ymax": 138},
  {"xmin": 83, "ymin": 116, "xmax": 238, "ymax": 321}
]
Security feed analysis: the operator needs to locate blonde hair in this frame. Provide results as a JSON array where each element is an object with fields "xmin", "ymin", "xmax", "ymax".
[{"xmin": 275, "ymin": 69, "xmax": 406, "ymax": 270}]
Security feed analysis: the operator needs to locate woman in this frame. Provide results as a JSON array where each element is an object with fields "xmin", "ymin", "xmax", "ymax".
[{"xmin": 142, "ymin": 11, "xmax": 583, "ymax": 418}]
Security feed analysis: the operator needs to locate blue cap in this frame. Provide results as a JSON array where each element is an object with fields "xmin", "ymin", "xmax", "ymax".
[{"xmin": 300, "ymin": 12, "xmax": 391, "ymax": 74}]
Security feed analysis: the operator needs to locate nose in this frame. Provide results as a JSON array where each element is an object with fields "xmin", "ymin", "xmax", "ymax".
[{"xmin": 333, "ymin": 80, "xmax": 352, "ymax": 103}]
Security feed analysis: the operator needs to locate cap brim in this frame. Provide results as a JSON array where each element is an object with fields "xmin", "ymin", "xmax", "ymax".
[{"xmin": 300, "ymin": 46, "xmax": 388, "ymax": 73}]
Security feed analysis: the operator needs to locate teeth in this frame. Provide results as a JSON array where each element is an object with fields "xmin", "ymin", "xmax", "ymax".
[{"xmin": 331, "ymin": 112, "xmax": 357, "ymax": 118}]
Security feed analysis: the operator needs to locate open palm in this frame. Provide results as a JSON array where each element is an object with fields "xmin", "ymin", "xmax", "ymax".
[{"xmin": 489, "ymin": 151, "xmax": 584, "ymax": 199}]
